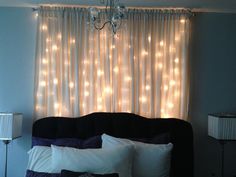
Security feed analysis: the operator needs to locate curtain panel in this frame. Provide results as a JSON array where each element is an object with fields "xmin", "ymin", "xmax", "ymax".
[{"xmin": 34, "ymin": 7, "xmax": 191, "ymax": 120}]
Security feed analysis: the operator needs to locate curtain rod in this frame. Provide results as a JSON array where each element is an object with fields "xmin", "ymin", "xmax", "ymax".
[
  {"xmin": 32, "ymin": 5, "xmax": 193, "ymax": 14},
  {"xmin": 32, "ymin": 4, "xmax": 236, "ymax": 14},
  {"xmin": 33, "ymin": 4, "xmax": 193, "ymax": 10}
]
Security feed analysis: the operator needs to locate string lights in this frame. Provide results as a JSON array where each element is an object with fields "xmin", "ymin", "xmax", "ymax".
[{"xmin": 35, "ymin": 7, "xmax": 190, "ymax": 119}]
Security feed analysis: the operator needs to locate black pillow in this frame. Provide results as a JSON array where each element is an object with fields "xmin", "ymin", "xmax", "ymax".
[
  {"xmin": 129, "ymin": 132, "xmax": 170, "ymax": 144},
  {"xmin": 25, "ymin": 170, "xmax": 60, "ymax": 177},
  {"xmin": 32, "ymin": 135, "xmax": 102, "ymax": 148},
  {"xmin": 60, "ymin": 170, "xmax": 119, "ymax": 177}
]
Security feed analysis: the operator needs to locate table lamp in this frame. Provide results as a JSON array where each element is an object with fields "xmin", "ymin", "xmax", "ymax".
[
  {"xmin": 208, "ymin": 113, "xmax": 236, "ymax": 177},
  {"xmin": 0, "ymin": 113, "xmax": 23, "ymax": 177}
]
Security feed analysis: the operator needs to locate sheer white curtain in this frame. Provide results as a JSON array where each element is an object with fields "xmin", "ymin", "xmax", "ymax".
[{"xmin": 34, "ymin": 7, "xmax": 190, "ymax": 120}]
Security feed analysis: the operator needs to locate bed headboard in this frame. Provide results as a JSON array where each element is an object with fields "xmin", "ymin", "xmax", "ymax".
[{"xmin": 32, "ymin": 112, "xmax": 193, "ymax": 177}]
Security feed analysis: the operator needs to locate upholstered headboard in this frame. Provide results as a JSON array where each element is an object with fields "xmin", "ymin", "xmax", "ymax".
[{"xmin": 32, "ymin": 112, "xmax": 193, "ymax": 177}]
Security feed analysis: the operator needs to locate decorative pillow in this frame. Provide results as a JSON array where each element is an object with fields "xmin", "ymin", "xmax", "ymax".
[
  {"xmin": 129, "ymin": 132, "xmax": 170, "ymax": 144},
  {"xmin": 32, "ymin": 135, "xmax": 102, "ymax": 148},
  {"xmin": 25, "ymin": 170, "xmax": 60, "ymax": 177},
  {"xmin": 102, "ymin": 134, "xmax": 173, "ymax": 177},
  {"xmin": 61, "ymin": 170, "xmax": 119, "ymax": 177},
  {"xmin": 27, "ymin": 146, "xmax": 52, "ymax": 173},
  {"xmin": 51, "ymin": 145, "xmax": 133, "ymax": 177}
]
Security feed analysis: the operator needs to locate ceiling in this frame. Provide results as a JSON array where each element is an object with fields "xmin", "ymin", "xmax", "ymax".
[{"xmin": 0, "ymin": 0, "xmax": 236, "ymax": 13}]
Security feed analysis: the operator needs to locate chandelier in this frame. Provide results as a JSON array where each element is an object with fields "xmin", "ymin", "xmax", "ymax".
[{"xmin": 88, "ymin": 0, "xmax": 127, "ymax": 34}]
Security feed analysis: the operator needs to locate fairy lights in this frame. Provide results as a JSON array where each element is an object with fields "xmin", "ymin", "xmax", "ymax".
[
  {"xmin": 69, "ymin": 82, "xmax": 74, "ymax": 88},
  {"xmin": 35, "ymin": 11, "xmax": 189, "ymax": 119},
  {"xmin": 53, "ymin": 78, "xmax": 58, "ymax": 85},
  {"xmin": 174, "ymin": 58, "xmax": 179, "ymax": 63},
  {"xmin": 160, "ymin": 40, "xmax": 164, "ymax": 46}
]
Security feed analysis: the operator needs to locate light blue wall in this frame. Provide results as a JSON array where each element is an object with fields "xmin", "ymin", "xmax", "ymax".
[
  {"xmin": 189, "ymin": 13, "xmax": 236, "ymax": 177},
  {"xmin": 0, "ymin": 7, "xmax": 36, "ymax": 177},
  {"xmin": 0, "ymin": 7, "xmax": 236, "ymax": 177}
]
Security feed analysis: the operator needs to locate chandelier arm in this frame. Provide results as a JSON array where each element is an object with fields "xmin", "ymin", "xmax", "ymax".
[
  {"xmin": 94, "ymin": 21, "xmax": 112, "ymax": 31},
  {"xmin": 89, "ymin": 0, "xmax": 126, "ymax": 34},
  {"xmin": 111, "ymin": 20, "xmax": 122, "ymax": 34}
]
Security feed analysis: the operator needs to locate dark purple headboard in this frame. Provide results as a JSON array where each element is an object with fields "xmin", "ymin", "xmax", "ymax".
[{"xmin": 32, "ymin": 112, "xmax": 193, "ymax": 177}]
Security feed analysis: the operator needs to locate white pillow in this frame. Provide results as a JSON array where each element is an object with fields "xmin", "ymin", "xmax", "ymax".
[
  {"xmin": 27, "ymin": 146, "xmax": 52, "ymax": 173},
  {"xmin": 51, "ymin": 145, "xmax": 134, "ymax": 177},
  {"xmin": 102, "ymin": 134, "xmax": 173, "ymax": 177}
]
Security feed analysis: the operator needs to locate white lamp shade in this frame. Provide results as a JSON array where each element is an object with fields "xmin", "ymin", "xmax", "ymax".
[
  {"xmin": 208, "ymin": 114, "xmax": 236, "ymax": 140},
  {"xmin": 0, "ymin": 113, "xmax": 23, "ymax": 140}
]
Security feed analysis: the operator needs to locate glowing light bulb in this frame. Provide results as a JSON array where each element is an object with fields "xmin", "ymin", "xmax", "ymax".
[
  {"xmin": 54, "ymin": 103, "xmax": 59, "ymax": 109},
  {"xmin": 52, "ymin": 45, "xmax": 58, "ymax": 51},
  {"xmin": 139, "ymin": 96, "xmax": 147, "ymax": 103},
  {"xmin": 53, "ymin": 78, "xmax": 58, "ymax": 85},
  {"xmin": 174, "ymin": 58, "xmax": 179, "ymax": 63},
  {"xmin": 35, "ymin": 12, "xmax": 38, "ymax": 18},
  {"xmin": 164, "ymin": 114, "xmax": 169, "ymax": 118},
  {"xmin": 111, "ymin": 45, "xmax": 115, "ymax": 49},
  {"xmin": 164, "ymin": 85, "xmax": 168, "ymax": 91},
  {"xmin": 97, "ymin": 70, "xmax": 104, "ymax": 77},
  {"xmin": 70, "ymin": 38, "xmax": 75, "ymax": 44},
  {"xmin": 45, "ymin": 48, "xmax": 49, "ymax": 53},
  {"xmin": 167, "ymin": 102, "xmax": 174, "ymax": 109},
  {"xmin": 158, "ymin": 63, "xmax": 163, "ymax": 69},
  {"xmin": 148, "ymin": 36, "xmax": 151, "ymax": 43},
  {"xmin": 41, "ymin": 25, "xmax": 47, "ymax": 31},
  {"xmin": 175, "ymin": 35, "xmax": 180, "ymax": 41},
  {"xmin": 84, "ymin": 91, "xmax": 89, "ymax": 97},
  {"xmin": 142, "ymin": 50, "xmax": 148, "ymax": 56},
  {"xmin": 42, "ymin": 71, "xmax": 47, "ymax": 76},
  {"xmin": 46, "ymin": 38, "xmax": 51, "ymax": 43},
  {"xmin": 145, "ymin": 85, "xmax": 150, "ymax": 90},
  {"xmin": 57, "ymin": 33, "xmax": 62, "ymax": 39},
  {"xmin": 180, "ymin": 19, "xmax": 186, "ymax": 24},
  {"xmin": 170, "ymin": 80, "xmax": 176, "ymax": 86},
  {"xmin": 69, "ymin": 82, "xmax": 74, "ymax": 88},
  {"xmin": 85, "ymin": 81, "xmax": 89, "ymax": 87},
  {"xmin": 175, "ymin": 91, "xmax": 180, "ymax": 97},
  {"xmin": 97, "ymin": 105, "xmax": 102, "ymax": 110},
  {"xmin": 160, "ymin": 40, "xmax": 164, "ymax": 46},
  {"xmin": 174, "ymin": 68, "xmax": 179, "ymax": 75},
  {"xmin": 113, "ymin": 66, "xmax": 119, "ymax": 73},
  {"xmin": 125, "ymin": 76, "xmax": 132, "ymax": 82},
  {"xmin": 105, "ymin": 86, "xmax": 112, "ymax": 94},
  {"xmin": 156, "ymin": 52, "xmax": 162, "ymax": 57},
  {"xmin": 42, "ymin": 59, "xmax": 48, "ymax": 64},
  {"xmin": 64, "ymin": 61, "xmax": 70, "ymax": 66},
  {"xmin": 84, "ymin": 60, "xmax": 89, "ymax": 65}
]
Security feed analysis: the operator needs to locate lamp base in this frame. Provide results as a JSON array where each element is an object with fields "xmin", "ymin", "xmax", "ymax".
[
  {"xmin": 2, "ymin": 140, "xmax": 10, "ymax": 177},
  {"xmin": 219, "ymin": 140, "xmax": 226, "ymax": 177}
]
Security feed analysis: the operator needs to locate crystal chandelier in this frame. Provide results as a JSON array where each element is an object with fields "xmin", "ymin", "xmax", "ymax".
[{"xmin": 88, "ymin": 0, "xmax": 127, "ymax": 34}]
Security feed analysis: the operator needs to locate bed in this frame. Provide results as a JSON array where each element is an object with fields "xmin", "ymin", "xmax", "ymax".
[{"xmin": 27, "ymin": 112, "xmax": 193, "ymax": 177}]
